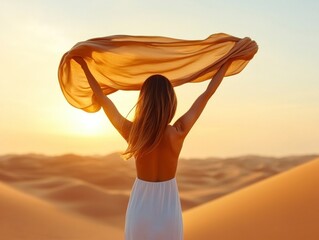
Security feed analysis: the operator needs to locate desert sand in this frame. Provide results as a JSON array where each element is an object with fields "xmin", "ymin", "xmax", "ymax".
[
  {"xmin": 184, "ymin": 157, "xmax": 319, "ymax": 240},
  {"xmin": 0, "ymin": 153, "xmax": 317, "ymax": 239},
  {"xmin": 0, "ymin": 181, "xmax": 122, "ymax": 240}
]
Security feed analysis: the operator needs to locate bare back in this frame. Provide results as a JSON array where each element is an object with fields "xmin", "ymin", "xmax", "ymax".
[
  {"xmin": 135, "ymin": 125, "xmax": 184, "ymax": 182},
  {"xmin": 76, "ymin": 57, "xmax": 231, "ymax": 182}
]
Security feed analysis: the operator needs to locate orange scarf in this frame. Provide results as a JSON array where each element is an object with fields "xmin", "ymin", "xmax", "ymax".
[{"xmin": 58, "ymin": 33, "xmax": 258, "ymax": 112}]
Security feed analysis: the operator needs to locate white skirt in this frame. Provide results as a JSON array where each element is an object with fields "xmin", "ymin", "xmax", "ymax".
[{"xmin": 125, "ymin": 177, "xmax": 183, "ymax": 240}]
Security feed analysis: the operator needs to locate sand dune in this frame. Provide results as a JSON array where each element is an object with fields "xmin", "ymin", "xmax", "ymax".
[
  {"xmin": 183, "ymin": 158, "xmax": 319, "ymax": 240},
  {"xmin": 0, "ymin": 153, "xmax": 317, "ymax": 238},
  {"xmin": 0, "ymin": 181, "xmax": 123, "ymax": 240}
]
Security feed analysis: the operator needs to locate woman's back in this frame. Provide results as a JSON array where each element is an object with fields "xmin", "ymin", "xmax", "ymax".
[
  {"xmin": 123, "ymin": 66, "xmax": 231, "ymax": 238},
  {"xmin": 125, "ymin": 126, "xmax": 185, "ymax": 240},
  {"xmin": 135, "ymin": 125, "xmax": 184, "ymax": 182},
  {"xmin": 74, "ymin": 57, "xmax": 236, "ymax": 239}
]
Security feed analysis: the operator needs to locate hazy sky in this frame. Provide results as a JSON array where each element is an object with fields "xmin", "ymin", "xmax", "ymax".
[{"xmin": 0, "ymin": 0, "xmax": 318, "ymax": 158}]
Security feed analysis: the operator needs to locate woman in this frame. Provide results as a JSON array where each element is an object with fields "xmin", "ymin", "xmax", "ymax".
[{"xmin": 74, "ymin": 57, "xmax": 232, "ymax": 240}]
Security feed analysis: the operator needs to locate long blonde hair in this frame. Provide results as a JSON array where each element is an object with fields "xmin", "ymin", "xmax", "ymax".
[{"xmin": 122, "ymin": 74, "xmax": 177, "ymax": 160}]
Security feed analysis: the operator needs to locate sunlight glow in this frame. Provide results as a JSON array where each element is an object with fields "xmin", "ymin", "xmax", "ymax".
[{"xmin": 63, "ymin": 110, "xmax": 112, "ymax": 137}]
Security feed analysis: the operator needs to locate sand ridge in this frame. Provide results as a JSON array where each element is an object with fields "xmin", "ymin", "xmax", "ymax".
[{"xmin": 183, "ymin": 157, "xmax": 319, "ymax": 240}]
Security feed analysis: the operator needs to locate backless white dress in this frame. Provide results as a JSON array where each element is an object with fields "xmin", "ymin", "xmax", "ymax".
[{"xmin": 125, "ymin": 177, "xmax": 183, "ymax": 240}]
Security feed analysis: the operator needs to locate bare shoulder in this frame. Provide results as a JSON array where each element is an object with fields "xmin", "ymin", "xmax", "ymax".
[
  {"xmin": 163, "ymin": 125, "xmax": 184, "ymax": 157},
  {"xmin": 167, "ymin": 124, "xmax": 178, "ymax": 133},
  {"xmin": 167, "ymin": 124, "xmax": 185, "ymax": 140}
]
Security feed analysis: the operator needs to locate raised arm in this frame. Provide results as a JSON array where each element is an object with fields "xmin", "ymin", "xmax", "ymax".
[
  {"xmin": 173, "ymin": 60, "xmax": 232, "ymax": 139},
  {"xmin": 73, "ymin": 57, "xmax": 132, "ymax": 141}
]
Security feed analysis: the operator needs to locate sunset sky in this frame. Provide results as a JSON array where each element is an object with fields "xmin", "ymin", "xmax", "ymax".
[{"xmin": 0, "ymin": 0, "xmax": 318, "ymax": 158}]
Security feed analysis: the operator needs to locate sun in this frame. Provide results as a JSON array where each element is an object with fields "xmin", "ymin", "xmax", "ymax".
[
  {"xmin": 64, "ymin": 110, "xmax": 112, "ymax": 136},
  {"xmin": 76, "ymin": 112, "xmax": 106, "ymax": 135},
  {"xmin": 58, "ymin": 91, "xmax": 138, "ymax": 137}
]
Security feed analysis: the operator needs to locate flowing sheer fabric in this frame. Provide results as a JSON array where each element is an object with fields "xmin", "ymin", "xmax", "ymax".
[{"xmin": 58, "ymin": 33, "xmax": 258, "ymax": 112}]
